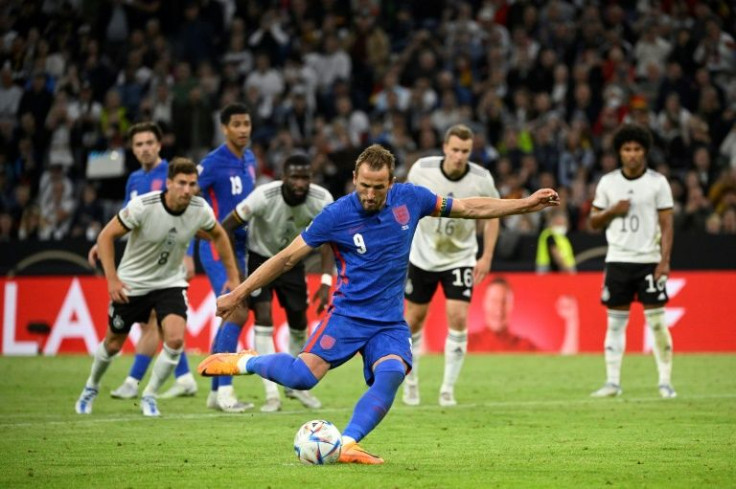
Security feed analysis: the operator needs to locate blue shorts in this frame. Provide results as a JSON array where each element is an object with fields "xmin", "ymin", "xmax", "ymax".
[
  {"xmin": 199, "ymin": 239, "xmax": 246, "ymax": 295},
  {"xmin": 303, "ymin": 310, "xmax": 412, "ymax": 386}
]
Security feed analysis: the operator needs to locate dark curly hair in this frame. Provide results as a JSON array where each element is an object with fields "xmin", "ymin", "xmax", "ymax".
[{"xmin": 613, "ymin": 124, "xmax": 652, "ymax": 154}]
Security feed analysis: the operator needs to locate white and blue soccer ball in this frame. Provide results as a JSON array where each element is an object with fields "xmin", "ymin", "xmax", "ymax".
[{"xmin": 293, "ymin": 419, "xmax": 342, "ymax": 465}]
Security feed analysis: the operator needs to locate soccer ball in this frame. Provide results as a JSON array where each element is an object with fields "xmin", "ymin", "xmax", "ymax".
[{"xmin": 293, "ymin": 419, "xmax": 342, "ymax": 465}]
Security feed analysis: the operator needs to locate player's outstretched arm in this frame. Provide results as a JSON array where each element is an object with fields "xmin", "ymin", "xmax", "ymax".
[
  {"xmin": 97, "ymin": 216, "xmax": 130, "ymax": 303},
  {"xmin": 449, "ymin": 188, "xmax": 560, "ymax": 220},
  {"xmin": 203, "ymin": 222, "xmax": 241, "ymax": 294},
  {"xmin": 217, "ymin": 235, "xmax": 314, "ymax": 319}
]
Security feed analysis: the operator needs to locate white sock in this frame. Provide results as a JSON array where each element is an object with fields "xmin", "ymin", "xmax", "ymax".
[
  {"xmin": 254, "ymin": 325, "xmax": 279, "ymax": 400},
  {"xmin": 288, "ymin": 327, "xmax": 307, "ymax": 357},
  {"xmin": 441, "ymin": 330, "xmax": 467, "ymax": 393},
  {"xmin": 143, "ymin": 343, "xmax": 182, "ymax": 396},
  {"xmin": 86, "ymin": 341, "xmax": 113, "ymax": 388},
  {"xmin": 645, "ymin": 307, "xmax": 673, "ymax": 385},
  {"xmin": 604, "ymin": 309, "xmax": 629, "ymax": 385},
  {"xmin": 405, "ymin": 332, "xmax": 423, "ymax": 386}
]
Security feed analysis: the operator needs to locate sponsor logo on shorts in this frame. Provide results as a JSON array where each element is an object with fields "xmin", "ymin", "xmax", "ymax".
[{"xmin": 112, "ymin": 315, "xmax": 125, "ymax": 331}]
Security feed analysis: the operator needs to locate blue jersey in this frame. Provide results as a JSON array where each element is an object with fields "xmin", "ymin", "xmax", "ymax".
[
  {"xmin": 196, "ymin": 144, "xmax": 256, "ymax": 293},
  {"xmin": 197, "ymin": 144, "xmax": 257, "ymax": 241},
  {"xmin": 123, "ymin": 160, "xmax": 168, "ymax": 206},
  {"xmin": 301, "ymin": 183, "xmax": 448, "ymax": 323}
]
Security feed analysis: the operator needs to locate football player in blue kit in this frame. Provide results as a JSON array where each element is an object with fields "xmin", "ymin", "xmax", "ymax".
[
  {"xmin": 193, "ymin": 102, "xmax": 258, "ymax": 413},
  {"xmin": 199, "ymin": 145, "xmax": 560, "ymax": 463},
  {"xmin": 87, "ymin": 122, "xmax": 198, "ymax": 400}
]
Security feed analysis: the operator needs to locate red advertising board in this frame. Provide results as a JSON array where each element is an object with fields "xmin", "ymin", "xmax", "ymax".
[{"xmin": 1, "ymin": 272, "xmax": 734, "ymax": 355}]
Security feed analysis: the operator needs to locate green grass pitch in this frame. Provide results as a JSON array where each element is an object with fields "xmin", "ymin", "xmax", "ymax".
[{"xmin": 1, "ymin": 354, "xmax": 734, "ymax": 488}]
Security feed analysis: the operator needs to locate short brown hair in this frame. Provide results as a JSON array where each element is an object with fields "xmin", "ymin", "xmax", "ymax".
[
  {"xmin": 355, "ymin": 144, "xmax": 395, "ymax": 180},
  {"xmin": 444, "ymin": 124, "xmax": 474, "ymax": 143},
  {"xmin": 128, "ymin": 121, "xmax": 163, "ymax": 142},
  {"xmin": 167, "ymin": 157, "xmax": 197, "ymax": 179}
]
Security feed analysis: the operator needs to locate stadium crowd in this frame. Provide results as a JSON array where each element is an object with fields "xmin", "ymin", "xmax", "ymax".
[{"xmin": 1, "ymin": 0, "xmax": 735, "ymax": 245}]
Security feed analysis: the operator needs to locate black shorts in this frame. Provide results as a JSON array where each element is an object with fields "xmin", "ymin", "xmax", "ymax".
[
  {"xmin": 404, "ymin": 263, "xmax": 474, "ymax": 304},
  {"xmin": 247, "ymin": 251, "xmax": 308, "ymax": 312},
  {"xmin": 601, "ymin": 262, "xmax": 669, "ymax": 307},
  {"xmin": 108, "ymin": 287, "xmax": 188, "ymax": 334}
]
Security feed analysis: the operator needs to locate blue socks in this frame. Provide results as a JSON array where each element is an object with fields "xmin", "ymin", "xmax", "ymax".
[
  {"xmin": 129, "ymin": 354, "xmax": 153, "ymax": 381},
  {"xmin": 130, "ymin": 352, "xmax": 190, "ymax": 382},
  {"xmin": 212, "ymin": 321, "xmax": 242, "ymax": 388},
  {"xmin": 247, "ymin": 353, "xmax": 318, "ymax": 390},
  {"xmin": 342, "ymin": 359, "xmax": 405, "ymax": 442},
  {"xmin": 174, "ymin": 352, "xmax": 190, "ymax": 378}
]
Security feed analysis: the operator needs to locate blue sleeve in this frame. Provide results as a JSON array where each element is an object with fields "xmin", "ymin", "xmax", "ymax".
[
  {"xmin": 186, "ymin": 238, "xmax": 195, "ymax": 257},
  {"xmin": 197, "ymin": 158, "xmax": 214, "ymax": 192},
  {"xmin": 301, "ymin": 207, "xmax": 333, "ymax": 249},
  {"xmin": 122, "ymin": 175, "xmax": 134, "ymax": 207},
  {"xmin": 410, "ymin": 183, "xmax": 445, "ymax": 218}
]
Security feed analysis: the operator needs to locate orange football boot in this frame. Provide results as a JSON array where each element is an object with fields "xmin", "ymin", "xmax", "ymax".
[{"xmin": 197, "ymin": 350, "xmax": 257, "ymax": 377}]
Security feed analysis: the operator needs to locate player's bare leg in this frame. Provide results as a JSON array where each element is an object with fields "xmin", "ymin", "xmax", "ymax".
[
  {"xmin": 440, "ymin": 300, "xmax": 469, "ymax": 407},
  {"xmin": 139, "ymin": 314, "xmax": 186, "ymax": 416},
  {"xmin": 111, "ymin": 311, "xmax": 158, "ymax": 399},
  {"xmin": 402, "ymin": 300, "xmax": 429, "ymax": 406}
]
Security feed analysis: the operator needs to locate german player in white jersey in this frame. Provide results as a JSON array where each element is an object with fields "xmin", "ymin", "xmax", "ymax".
[
  {"xmin": 590, "ymin": 124, "xmax": 676, "ymax": 399},
  {"xmin": 221, "ymin": 153, "xmax": 334, "ymax": 412},
  {"xmin": 403, "ymin": 124, "xmax": 500, "ymax": 407},
  {"xmin": 75, "ymin": 158, "xmax": 240, "ymax": 416}
]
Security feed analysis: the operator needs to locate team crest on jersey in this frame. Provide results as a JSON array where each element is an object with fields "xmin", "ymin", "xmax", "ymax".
[
  {"xmin": 151, "ymin": 179, "xmax": 163, "ymax": 191},
  {"xmin": 392, "ymin": 205, "xmax": 410, "ymax": 226}
]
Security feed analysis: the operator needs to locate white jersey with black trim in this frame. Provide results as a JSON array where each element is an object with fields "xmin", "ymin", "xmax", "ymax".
[
  {"xmin": 234, "ymin": 181, "xmax": 334, "ymax": 257},
  {"xmin": 408, "ymin": 156, "xmax": 500, "ymax": 271},
  {"xmin": 117, "ymin": 191, "xmax": 216, "ymax": 295},
  {"xmin": 593, "ymin": 168, "xmax": 673, "ymax": 263}
]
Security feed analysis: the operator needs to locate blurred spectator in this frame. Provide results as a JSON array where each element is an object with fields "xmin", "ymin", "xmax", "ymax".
[
  {"xmin": 0, "ymin": 64, "xmax": 22, "ymax": 138},
  {"xmin": 172, "ymin": 85, "xmax": 214, "ymax": 161},
  {"xmin": 18, "ymin": 72, "xmax": 53, "ymax": 128},
  {"xmin": 721, "ymin": 206, "xmax": 736, "ymax": 234},
  {"xmin": 0, "ymin": 211, "xmax": 14, "ymax": 242},
  {"xmin": 678, "ymin": 185, "xmax": 713, "ymax": 233},
  {"xmin": 244, "ymin": 53, "xmax": 285, "ymax": 121},
  {"xmin": 176, "ymin": 1, "xmax": 216, "ymax": 68},
  {"xmin": 39, "ymin": 178, "xmax": 75, "ymax": 241},
  {"xmin": 536, "ymin": 210, "xmax": 576, "ymax": 274},
  {"xmin": 248, "ymin": 8, "xmax": 289, "ymax": 66},
  {"xmin": 70, "ymin": 182, "xmax": 104, "ymax": 241},
  {"xmin": 18, "ymin": 204, "xmax": 41, "ymax": 241}
]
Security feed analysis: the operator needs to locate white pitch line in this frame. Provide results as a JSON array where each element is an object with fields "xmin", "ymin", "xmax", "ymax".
[{"xmin": 2, "ymin": 393, "xmax": 735, "ymax": 428}]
